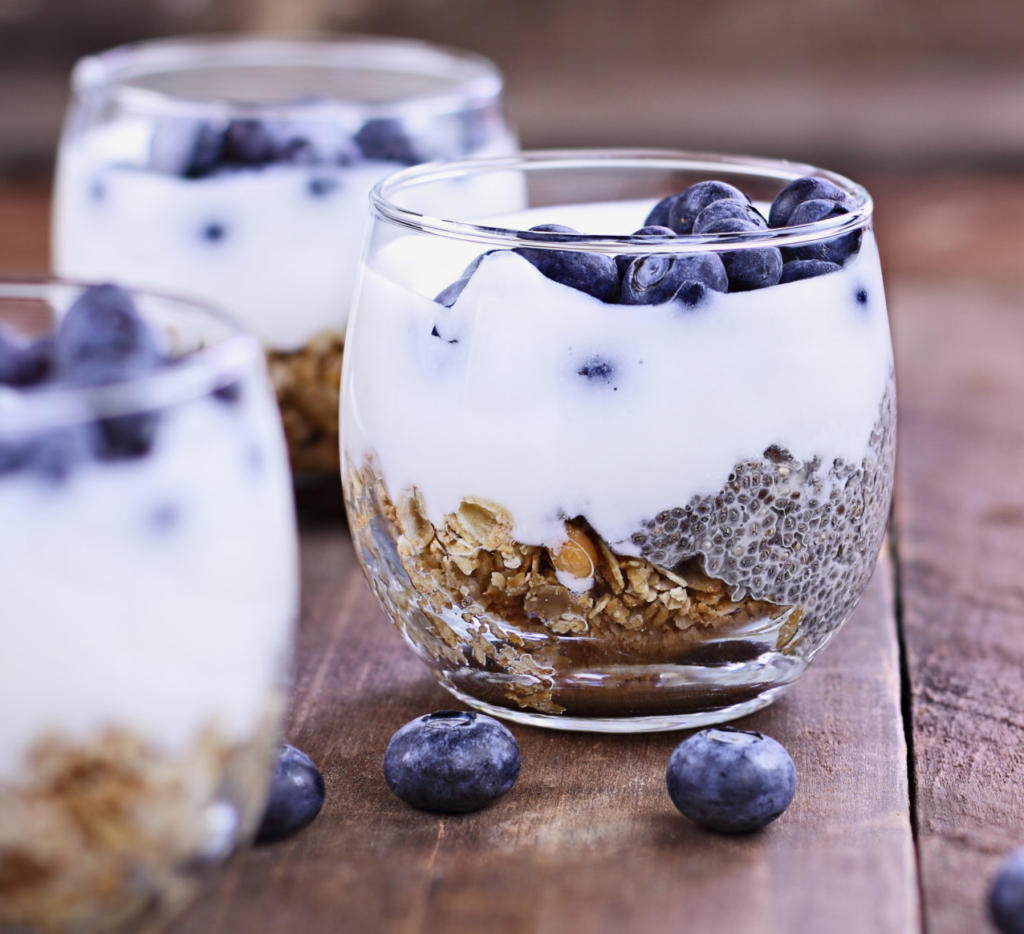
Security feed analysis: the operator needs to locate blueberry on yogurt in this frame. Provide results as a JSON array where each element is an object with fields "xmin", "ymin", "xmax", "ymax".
[
  {"xmin": 614, "ymin": 225, "xmax": 677, "ymax": 277},
  {"xmin": 0, "ymin": 328, "xmax": 54, "ymax": 387},
  {"xmin": 620, "ymin": 252, "xmax": 727, "ymax": 305},
  {"xmin": 780, "ymin": 259, "xmax": 843, "ymax": 283},
  {"xmin": 354, "ymin": 118, "xmax": 421, "ymax": 165},
  {"xmin": 383, "ymin": 710, "xmax": 521, "ymax": 813},
  {"xmin": 648, "ymin": 180, "xmax": 749, "ymax": 235},
  {"xmin": 990, "ymin": 848, "xmax": 1024, "ymax": 934},
  {"xmin": 699, "ymin": 216, "xmax": 783, "ymax": 292},
  {"xmin": 513, "ymin": 224, "xmax": 620, "ymax": 302},
  {"xmin": 768, "ymin": 175, "xmax": 853, "ymax": 228},
  {"xmin": 666, "ymin": 728, "xmax": 797, "ymax": 833},
  {"xmin": 785, "ymin": 198, "xmax": 863, "ymax": 265},
  {"xmin": 692, "ymin": 199, "xmax": 767, "ymax": 234}
]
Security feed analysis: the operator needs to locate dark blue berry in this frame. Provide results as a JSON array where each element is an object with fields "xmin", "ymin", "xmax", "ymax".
[
  {"xmin": 856, "ymin": 287, "xmax": 869, "ymax": 305},
  {"xmin": 664, "ymin": 181, "xmax": 749, "ymax": 234},
  {"xmin": 991, "ymin": 848, "xmax": 1024, "ymax": 934},
  {"xmin": 0, "ymin": 428, "xmax": 87, "ymax": 484},
  {"xmin": 57, "ymin": 284, "xmax": 164, "ymax": 386},
  {"xmin": 700, "ymin": 218, "xmax": 783, "ymax": 291},
  {"xmin": 307, "ymin": 175, "xmax": 340, "ymax": 198},
  {"xmin": 673, "ymin": 281, "xmax": 711, "ymax": 309},
  {"xmin": 780, "ymin": 259, "xmax": 842, "ymax": 283},
  {"xmin": 692, "ymin": 199, "xmax": 767, "ymax": 234},
  {"xmin": 0, "ymin": 328, "xmax": 54, "ymax": 387},
  {"xmin": 785, "ymin": 198, "xmax": 862, "ymax": 265},
  {"xmin": 222, "ymin": 119, "xmax": 279, "ymax": 165},
  {"xmin": 621, "ymin": 252, "xmax": 727, "ymax": 305},
  {"xmin": 92, "ymin": 413, "xmax": 159, "ymax": 461},
  {"xmin": 768, "ymin": 175, "xmax": 853, "ymax": 228},
  {"xmin": 182, "ymin": 123, "xmax": 228, "ymax": 178},
  {"xmin": 577, "ymin": 356, "xmax": 616, "ymax": 383},
  {"xmin": 355, "ymin": 118, "xmax": 420, "ymax": 165},
  {"xmin": 434, "ymin": 252, "xmax": 492, "ymax": 307},
  {"xmin": 514, "ymin": 225, "xmax": 619, "ymax": 302},
  {"xmin": 255, "ymin": 744, "xmax": 325, "ymax": 844},
  {"xmin": 182, "ymin": 119, "xmax": 320, "ymax": 178},
  {"xmin": 666, "ymin": 728, "xmax": 796, "ymax": 834},
  {"xmin": 383, "ymin": 710, "xmax": 520, "ymax": 813},
  {"xmin": 212, "ymin": 381, "xmax": 242, "ymax": 405},
  {"xmin": 201, "ymin": 221, "xmax": 227, "ymax": 243},
  {"xmin": 614, "ymin": 225, "xmax": 676, "ymax": 277}
]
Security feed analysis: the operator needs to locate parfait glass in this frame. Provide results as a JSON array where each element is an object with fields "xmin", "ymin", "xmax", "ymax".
[
  {"xmin": 340, "ymin": 150, "xmax": 895, "ymax": 732},
  {"xmin": 0, "ymin": 279, "xmax": 298, "ymax": 931},
  {"xmin": 52, "ymin": 35, "xmax": 516, "ymax": 475}
]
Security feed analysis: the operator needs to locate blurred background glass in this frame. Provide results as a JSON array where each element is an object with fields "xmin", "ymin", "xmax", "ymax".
[
  {"xmin": 1, "ymin": 0, "xmax": 1021, "ymax": 172},
  {"xmin": 0, "ymin": 0, "xmax": 1021, "ymax": 290}
]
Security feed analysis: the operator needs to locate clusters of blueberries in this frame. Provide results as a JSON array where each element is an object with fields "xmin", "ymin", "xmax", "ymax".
[
  {"xmin": 178, "ymin": 114, "xmax": 423, "ymax": 181},
  {"xmin": 435, "ymin": 175, "xmax": 862, "ymax": 311},
  {"xmin": 0, "ymin": 285, "xmax": 234, "ymax": 482}
]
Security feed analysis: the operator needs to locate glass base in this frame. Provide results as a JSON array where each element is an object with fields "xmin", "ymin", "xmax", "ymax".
[{"xmin": 440, "ymin": 680, "xmax": 793, "ymax": 733}]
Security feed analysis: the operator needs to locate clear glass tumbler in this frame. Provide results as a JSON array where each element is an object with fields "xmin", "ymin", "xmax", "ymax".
[
  {"xmin": 52, "ymin": 35, "xmax": 516, "ymax": 475},
  {"xmin": 341, "ymin": 150, "xmax": 896, "ymax": 732},
  {"xmin": 0, "ymin": 280, "xmax": 298, "ymax": 930}
]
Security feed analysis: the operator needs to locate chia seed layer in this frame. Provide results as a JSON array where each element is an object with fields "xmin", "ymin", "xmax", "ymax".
[{"xmin": 631, "ymin": 378, "xmax": 896, "ymax": 648}]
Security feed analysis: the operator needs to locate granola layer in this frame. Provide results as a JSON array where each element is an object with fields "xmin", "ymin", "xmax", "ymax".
[
  {"xmin": 268, "ymin": 332, "xmax": 343, "ymax": 474},
  {"xmin": 0, "ymin": 694, "xmax": 283, "ymax": 933},
  {"xmin": 346, "ymin": 465, "xmax": 788, "ymax": 715}
]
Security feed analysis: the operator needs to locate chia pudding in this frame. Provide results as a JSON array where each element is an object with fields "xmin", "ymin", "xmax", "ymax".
[
  {"xmin": 53, "ymin": 36, "xmax": 517, "ymax": 473},
  {"xmin": 341, "ymin": 155, "xmax": 895, "ymax": 731},
  {"xmin": 0, "ymin": 282, "xmax": 297, "ymax": 930}
]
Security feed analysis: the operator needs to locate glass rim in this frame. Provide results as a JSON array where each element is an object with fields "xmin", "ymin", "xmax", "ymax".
[
  {"xmin": 370, "ymin": 149, "xmax": 875, "ymax": 254},
  {"xmin": 0, "ymin": 276, "xmax": 263, "ymax": 433},
  {"xmin": 70, "ymin": 33, "xmax": 505, "ymax": 121}
]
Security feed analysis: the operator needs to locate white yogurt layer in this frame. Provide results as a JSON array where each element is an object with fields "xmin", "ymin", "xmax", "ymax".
[
  {"xmin": 341, "ymin": 200, "xmax": 893, "ymax": 553},
  {"xmin": 0, "ymin": 383, "xmax": 298, "ymax": 781},
  {"xmin": 53, "ymin": 125, "xmax": 518, "ymax": 351}
]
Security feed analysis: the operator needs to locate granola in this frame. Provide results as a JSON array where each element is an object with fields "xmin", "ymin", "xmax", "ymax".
[
  {"xmin": 345, "ymin": 465, "xmax": 787, "ymax": 715},
  {"xmin": 267, "ymin": 332, "xmax": 343, "ymax": 474},
  {"xmin": 0, "ymin": 694, "xmax": 283, "ymax": 933}
]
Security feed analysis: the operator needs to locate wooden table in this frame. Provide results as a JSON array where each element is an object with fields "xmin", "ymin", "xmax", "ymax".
[{"xmin": 3, "ymin": 173, "xmax": 1023, "ymax": 934}]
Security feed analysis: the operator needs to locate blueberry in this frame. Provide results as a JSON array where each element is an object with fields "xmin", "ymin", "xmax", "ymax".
[
  {"xmin": 434, "ymin": 252, "xmax": 493, "ymax": 307},
  {"xmin": 201, "ymin": 221, "xmax": 227, "ymax": 243},
  {"xmin": 355, "ymin": 118, "xmax": 420, "ymax": 165},
  {"xmin": 785, "ymin": 198, "xmax": 862, "ymax": 265},
  {"xmin": 855, "ymin": 287, "xmax": 869, "ymax": 305},
  {"xmin": 666, "ymin": 727, "xmax": 797, "ymax": 833},
  {"xmin": 692, "ymin": 199, "xmax": 767, "ymax": 234},
  {"xmin": 700, "ymin": 218, "xmax": 783, "ymax": 291},
  {"xmin": 991, "ymin": 848, "xmax": 1024, "ymax": 934},
  {"xmin": 0, "ymin": 328, "xmax": 54, "ymax": 387},
  {"xmin": 182, "ymin": 122, "xmax": 228, "ymax": 179},
  {"xmin": 655, "ymin": 181, "xmax": 749, "ymax": 235},
  {"xmin": 221, "ymin": 119, "xmax": 278, "ymax": 166},
  {"xmin": 643, "ymin": 195, "xmax": 676, "ymax": 228},
  {"xmin": 673, "ymin": 281, "xmax": 712, "ymax": 309},
  {"xmin": 383, "ymin": 710, "xmax": 521, "ymax": 813},
  {"xmin": 514, "ymin": 225, "xmax": 619, "ymax": 302},
  {"xmin": 212, "ymin": 381, "xmax": 242, "ymax": 405},
  {"xmin": 57, "ymin": 284, "xmax": 164, "ymax": 386},
  {"xmin": 614, "ymin": 225, "xmax": 676, "ymax": 277},
  {"xmin": 780, "ymin": 259, "xmax": 842, "ymax": 283},
  {"xmin": 768, "ymin": 175, "xmax": 853, "ymax": 228},
  {"xmin": 307, "ymin": 175, "xmax": 340, "ymax": 198},
  {"xmin": 92, "ymin": 413, "xmax": 159, "ymax": 461},
  {"xmin": 577, "ymin": 356, "xmax": 615, "ymax": 383},
  {"xmin": 621, "ymin": 252, "xmax": 728, "ymax": 305},
  {"xmin": 255, "ymin": 744, "xmax": 325, "ymax": 844},
  {"xmin": 0, "ymin": 427, "xmax": 88, "ymax": 483}
]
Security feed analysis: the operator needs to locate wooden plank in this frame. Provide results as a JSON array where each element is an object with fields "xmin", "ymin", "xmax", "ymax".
[
  {"xmin": 169, "ymin": 519, "xmax": 917, "ymax": 934},
  {"xmin": 892, "ymin": 280, "xmax": 1024, "ymax": 933}
]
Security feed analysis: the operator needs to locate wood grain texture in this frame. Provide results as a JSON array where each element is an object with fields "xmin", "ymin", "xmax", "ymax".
[
  {"xmin": 892, "ymin": 279, "xmax": 1024, "ymax": 933},
  {"xmin": 167, "ymin": 514, "xmax": 917, "ymax": 934}
]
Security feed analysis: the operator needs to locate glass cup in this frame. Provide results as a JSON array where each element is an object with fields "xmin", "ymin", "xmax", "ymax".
[
  {"xmin": 0, "ymin": 280, "xmax": 298, "ymax": 930},
  {"xmin": 52, "ymin": 35, "xmax": 517, "ymax": 476},
  {"xmin": 340, "ymin": 150, "xmax": 896, "ymax": 732}
]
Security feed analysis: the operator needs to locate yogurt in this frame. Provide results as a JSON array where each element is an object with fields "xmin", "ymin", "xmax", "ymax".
[{"xmin": 341, "ymin": 200, "xmax": 893, "ymax": 553}]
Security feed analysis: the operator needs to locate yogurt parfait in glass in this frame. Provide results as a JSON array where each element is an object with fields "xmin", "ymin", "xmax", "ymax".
[
  {"xmin": 53, "ymin": 35, "xmax": 516, "ymax": 475},
  {"xmin": 340, "ymin": 150, "xmax": 895, "ymax": 732},
  {"xmin": 0, "ymin": 280, "xmax": 298, "ymax": 930}
]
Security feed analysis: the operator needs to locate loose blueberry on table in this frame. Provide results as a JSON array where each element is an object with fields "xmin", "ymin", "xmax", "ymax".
[
  {"xmin": 383, "ymin": 710, "xmax": 521, "ymax": 813},
  {"xmin": 665, "ymin": 728, "xmax": 797, "ymax": 834},
  {"xmin": 255, "ymin": 744, "xmax": 326, "ymax": 844},
  {"xmin": 430, "ymin": 175, "xmax": 861, "ymax": 318},
  {"xmin": 991, "ymin": 848, "xmax": 1024, "ymax": 934}
]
